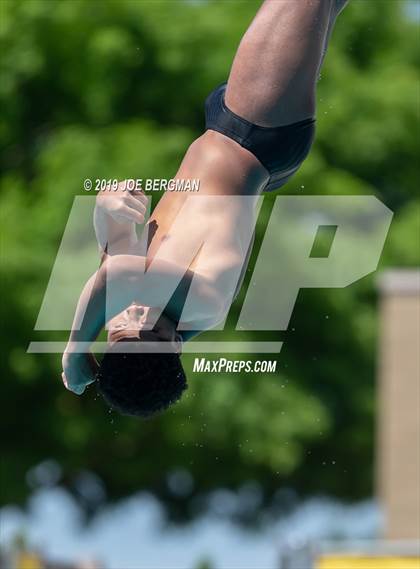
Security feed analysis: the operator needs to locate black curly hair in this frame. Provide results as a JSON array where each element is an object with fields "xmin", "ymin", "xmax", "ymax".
[{"xmin": 96, "ymin": 345, "xmax": 187, "ymax": 418}]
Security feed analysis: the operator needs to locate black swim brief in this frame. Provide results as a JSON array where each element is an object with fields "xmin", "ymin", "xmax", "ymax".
[{"xmin": 205, "ymin": 83, "xmax": 316, "ymax": 192}]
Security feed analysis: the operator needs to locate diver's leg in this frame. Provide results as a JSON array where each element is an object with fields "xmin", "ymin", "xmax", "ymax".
[{"xmin": 225, "ymin": 0, "xmax": 348, "ymax": 127}]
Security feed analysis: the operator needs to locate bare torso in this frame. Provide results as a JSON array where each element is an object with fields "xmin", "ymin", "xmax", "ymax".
[
  {"xmin": 140, "ymin": 130, "xmax": 269, "ymax": 327},
  {"xmin": 145, "ymin": 130, "xmax": 268, "ymax": 264}
]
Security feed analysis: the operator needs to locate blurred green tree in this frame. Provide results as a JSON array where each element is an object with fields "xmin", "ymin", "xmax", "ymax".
[{"xmin": 1, "ymin": 0, "xmax": 419, "ymax": 523}]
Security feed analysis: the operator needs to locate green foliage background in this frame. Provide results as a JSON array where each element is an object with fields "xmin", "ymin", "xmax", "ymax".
[{"xmin": 1, "ymin": 0, "xmax": 419, "ymax": 524}]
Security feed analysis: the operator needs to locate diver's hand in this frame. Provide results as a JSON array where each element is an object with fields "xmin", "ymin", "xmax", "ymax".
[
  {"xmin": 96, "ymin": 180, "xmax": 147, "ymax": 225},
  {"xmin": 61, "ymin": 350, "xmax": 99, "ymax": 395}
]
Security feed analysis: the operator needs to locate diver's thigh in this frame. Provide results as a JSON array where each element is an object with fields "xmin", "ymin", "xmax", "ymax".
[{"xmin": 225, "ymin": 0, "xmax": 334, "ymax": 126}]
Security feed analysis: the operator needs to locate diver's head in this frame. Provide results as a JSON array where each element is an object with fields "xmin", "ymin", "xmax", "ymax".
[{"xmin": 96, "ymin": 304, "xmax": 186, "ymax": 418}]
